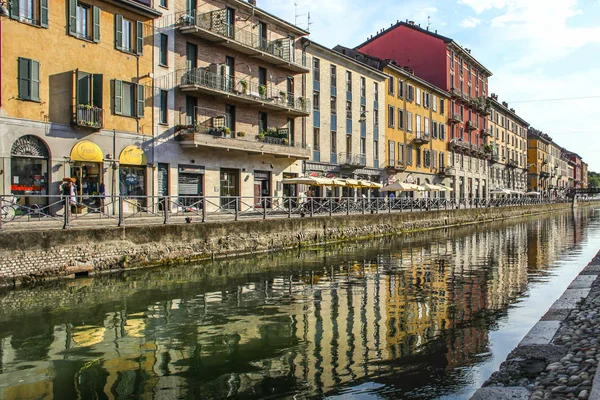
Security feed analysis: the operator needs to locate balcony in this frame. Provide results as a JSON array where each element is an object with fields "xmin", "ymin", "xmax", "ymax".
[
  {"xmin": 413, "ymin": 131, "xmax": 431, "ymax": 145},
  {"xmin": 386, "ymin": 160, "xmax": 407, "ymax": 171},
  {"xmin": 72, "ymin": 105, "xmax": 104, "ymax": 130},
  {"xmin": 177, "ymin": 124, "xmax": 310, "ymax": 159},
  {"xmin": 465, "ymin": 120, "xmax": 478, "ymax": 131},
  {"xmin": 176, "ymin": 9, "xmax": 309, "ymax": 73},
  {"xmin": 438, "ymin": 166, "xmax": 456, "ymax": 177},
  {"xmin": 540, "ymin": 171, "xmax": 550, "ymax": 178},
  {"xmin": 178, "ymin": 68, "xmax": 310, "ymax": 116},
  {"xmin": 450, "ymin": 87, "xmax": 463, "ymax": 100},
  {"xmin": 507, "ymin": 160, "xmax": 519, "ymax": 168},
  {"xmin": 481, "ymin": 128, "xmax": 492, "ymax": 137},
  {"xmin": 338, "ymin": 152, "xmax": 367, "ymax": 168},
  {"xmin": 449, "ymin": 139, "xmax": 471, "ymax": 153},
  {"xmin": 448, "ymin": 114, "xmax": 462, "ymax": 124}
]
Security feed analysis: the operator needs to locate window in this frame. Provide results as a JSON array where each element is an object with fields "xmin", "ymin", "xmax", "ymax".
[
  {"xmin": 159, "ymin": 89, "xmax": 168, "ymax": 124},
  {"xmin": 439, "ymin": 152, "xmax": 445, "ymax": 168},
  {"xmin": 159, "ymin": 0, "xmax": 167, "ymax": 7},
  {"xmin": 331, "ymin": 131, "xmax": 337, "ymax": 153},
  {"xmin": 388, "ymin": 76, "xmax": 394, "ymax": 95},
  {"xmin": 114, "ymin": 79, "xmax": 144, "ymax": 117},
  {"xmin": 440, "ymin": 124, "xmax": 445, "ymax": 140},
  {"xmin": 388, "ymin": 140, "xmax": 395, "ymax": 165},
  {"xmin": 416, "ymin": 115, "xmax": 421, "ymax": 133},
  {"xmin": 346, "ymin": 101, "xmax": 352, "ymax": 119},
  {"xmin": 331, "ymin": 96, "xmax": 337, "ymax": 114},
  {"xmin": 159, "ymin": 33, "xmax": 168, "ymax": 66},
  {"xmin": 407, "ymin": 85, "xmax": 414, "ymax": 101},
  {"xmin": 75, "ymin": 70, "xmax": 102, "ymax": 108},
  {"xmin": 432, "ymin": 95, "xmax": 437, "ymax": 112},
  {"xmin": 424, "ymin": 150, "xmax": 431, "ymax": 168},
  {"xmin": 407, "ymin": 111, "xmax": 413, "ymax": 131},
  {"xmin": 432, "ymin": 121, "xmax": 438, "ymax": 138},
  {"xmin": 416, "ymin": 88, "xmax": 421, "ymax": 105},
  {"xmin": 360, "ymin": 77, "xmax": 366, "ymax": 98},
  {"xmin": 67, "ymin": 1, "xmax": 100, "ymax": 41},
  {"xmin": 331, "ymin": 65, "xmax": 337, "ymax": 87},
  {"xmin": 388, "ymin": 105, "xmax": 395, "ymax": 127},
  {"xmin": 398, "ymin": 109, "xmax": 404, "ymax": 129},
  {"xmin": 259, "ymin": 112, "xmax": 268, "ymax": 133},
  {"xmin": 398, "ymin": 80, "xmax": 404, "ymax": 98},
  {"xmin": 423, "ymin": 92, "xmax": 430, "ymax": 108},
  {"xmin": 313, "ymin": 91, "xmax": 320, "ymax": 110},
  {"xmin": 360, "ymin": 137, "xmax": 366, "ymax": 155},
  {"xmin": 313, "ymin": 58, "xmax": 320, "ymax": 81},
  {"xmin": 424, "ymin": 117, "xmax": 429, "ymax": 135},
  {"xmin": 416, "ymin": 147, "xmax": 421, "ymax": 166},
  {"xmin": 440, "ymin": 98, "xmax": 445, "ymax": 115},
  {"xmin": 373, "ymin": 109, "xmax": 379, "ymax": 126},
  {"xmin": 10, "ymin": 0, "xmax": 48, "ymax": 27},
  {"xmin": 313, "ymin": 128, "xmax": 320, "ymax": 150},
  {"xmin": 185, "ymin": 96, "xmax": 196, "ymax": 126},
  {"xmin": 398, "ymin": 143, "xmax": 404, "ymax": 162},
  {"xmin": 115, "ymin": 14, "xmax": 143, "ymax": 54},
  {"xmin": 374, "ymin": 82, "xmax": 378, "ymax": 99},
  {"xmin": 374, "ymin": 140, "xmax": 379, "ymax": 163},
  {"xmin": 17, "ymin": 58, "xmax": 41, "ymax": 101},
  {"xmin": 186, "ymin": 42, "xmax": 198, "ymax": 70},
  {"xmin": 346, "ymin": 71, "xmax": 352, "ymax": 92},
  {"xmin": 407, "ymin": 145, "xmax": 413, "ymax": 165}
]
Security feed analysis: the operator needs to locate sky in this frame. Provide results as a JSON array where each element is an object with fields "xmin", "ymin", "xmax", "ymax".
[{"xmin": 259, "ymin": 0, "xmax": 600, "ymax": 171}]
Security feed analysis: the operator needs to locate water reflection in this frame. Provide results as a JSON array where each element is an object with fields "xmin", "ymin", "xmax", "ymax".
[{"xmin": 0, "ymin": 209, "xmax": 598, "ymax": 399}]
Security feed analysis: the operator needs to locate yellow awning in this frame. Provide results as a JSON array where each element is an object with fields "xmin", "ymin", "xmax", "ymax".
[
  {"xmin": 119, "ymin": 145, "xmax": 147, "ymax": 166},
  {"xmin": 70, "ymin": 140, "xmax": 103, "ymax": 163}
]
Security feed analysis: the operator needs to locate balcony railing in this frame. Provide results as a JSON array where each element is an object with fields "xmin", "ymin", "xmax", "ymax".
[
  {"xmin": 72, "ymin": 105, "xmax": 104, "ymax": 129},
  {"xmin": 338, "ymin": 152, "xmax": 367, "ymax": 168},
  {"xmin": 508, "ymin": 160, "xmax": 519, "ymax": 168},
  {"xmin": 386, "ymin": 160, "xmax": 407, "ymax": 171},
  {"xmin": 465, "ymin": 120, "xmax": 478, "ymax": 131},
  {"xmin": 449, "ymin": 114, "xmax": 462, "ymax": 124},
  {"xmin": 175, "ymin": 9, "xmax": 309, "ymax": 72},
  {"xmin": 481, "ymin": 128, "xmax": 491, "ymax": 137},
  {"xmin": 178, "ymin": 68, "xmax": 310, "ymax": 115},
  {"xmin": 413, "ymin": 131, "xmax": 431, "ymax": 145},
  {"xmin": 438, "ymin": 166, "xmax": 456, "ymax": 177}
]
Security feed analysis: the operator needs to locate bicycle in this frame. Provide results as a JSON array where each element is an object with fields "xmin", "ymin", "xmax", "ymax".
[{"xmin": 1, "ymin": 196, "xmax": 17, "ymax": 223}]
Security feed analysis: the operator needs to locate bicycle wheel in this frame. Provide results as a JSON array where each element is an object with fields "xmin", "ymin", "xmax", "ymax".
[{"xmin": 1, "ymin": 205, "xmax": 15, "ymax": 222}]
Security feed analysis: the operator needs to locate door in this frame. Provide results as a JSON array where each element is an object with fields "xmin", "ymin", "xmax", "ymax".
[
  {"xmin": 226, "ymin": 7, "xmax": 235, "ymax": 38},
  {"xmin": 158, "ymin": 163, "xmax": 169, "ymax": 210},
  {"xmin": 225, "ymin": 104, "xmax": 235, "ymax": 137},
  {"xmin": 286, "ymin": 76, "xmax": 294, "ymax": 106},
  {"xmin": 225, "ymin": 56, "xmax": 234, "ymax": 92},
  {"xmin": 258, "ymin": 22, "xmax": 267, "ymax": 50},
  {"xmin": 220, "ymin": 168, "xmax": 239, "ymax": 209}
]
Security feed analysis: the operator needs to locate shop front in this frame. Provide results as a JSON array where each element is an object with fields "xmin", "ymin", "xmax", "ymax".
[
  {"xmin": 220, "ymin": 168, "xmax": 240, "ymax": 209},
  {"xmin": 282, "ymin": 172, "xmax": 298, "ymax": 208},
  {"xmin": 119, "ymin": 145, "xmax": 148, "ymax": 212},
  {"xmin": 178, "ymin": 165, "xmax": 204, "ymax": 210},
  {"xmin": 70, "ymin": 140, "xmax": 104, "ymax": 211},
  {"xmin": 253, "ymin": 170, "xmax": 271, "ymax": 208},
  {"xmin": 10, "ymin": 135, "xmax": 50, "ymax": 207}
]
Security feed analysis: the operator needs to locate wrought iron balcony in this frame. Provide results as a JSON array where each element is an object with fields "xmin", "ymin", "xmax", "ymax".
[
  {"xmin": 413, "ymin": 131, "xmax": 431, "ymax": 145},
  {"xmin": 481, "ymin": 128, "xmax": 492, "ymax": 137},
  {"xmin": 386, "ymin": 160, "xmax": 407, "ymax": 171},
  {"xmin": 465, "ymin": 120, "xmax": 478, "ymax": 131},
  {"xmin": 338, "ymin": 152, "xmax": 367, "ymax": 168},
  {"xmin": 448, "ymin": 114, "xmax": 462, "ymax": 124},
  {"xmin": 540, "ymin": 171, "xmax": 550, "ymax": 178},
  {"xmin": 72, "ymin": 105, "xmax": 104, "ymax": 129},
  {"xmin": 438, "ymin": 166, "xmax": 456, "ymax": 177},
  {"xmin": 507, "ymin": 160, "xmax": 519, "ymax": 168},
  {"xmin": 175, "ymin": 9, "xmax": 309, "ymax": 73},
  {"xmin": 178, "ymin": 68, "xmax": 310, "ymax": 116}
]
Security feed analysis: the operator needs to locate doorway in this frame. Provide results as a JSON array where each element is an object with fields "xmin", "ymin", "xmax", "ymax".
[
  {"xmin": 220, "ymin": 168, "xmax": 239, "ymax": 209},
  {"xmin": 253, "ymin": 171, "xmax": 271, "ymax": 208}
]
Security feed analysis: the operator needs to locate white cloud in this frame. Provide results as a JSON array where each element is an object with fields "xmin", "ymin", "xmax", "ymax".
[
  {"xmin": 460, "ymin": 17, "xmax": 481, "ymax": 28},
  {"xmin": 458, "ymin": 0, "xmax": 508, "ymax": 14}
]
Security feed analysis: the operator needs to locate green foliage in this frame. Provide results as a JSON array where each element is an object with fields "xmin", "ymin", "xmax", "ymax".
[{"xmin": 589, "ymin": 171, "xmax": 600, "ymax": 188}]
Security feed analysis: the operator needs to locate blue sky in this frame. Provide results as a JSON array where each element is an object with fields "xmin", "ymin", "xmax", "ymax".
[{"xmin": 261, "ymin": 0, "xmax": 600, "ymax": 171}]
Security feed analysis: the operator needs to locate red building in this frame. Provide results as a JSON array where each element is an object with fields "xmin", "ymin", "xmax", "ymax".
[
  {"xmin": 356, "ymin": 21, "xmax": 493, "ymax": 149},
  {"xmin": 564, "ymin": 152, "xmax": 583, "ymax": 189}
]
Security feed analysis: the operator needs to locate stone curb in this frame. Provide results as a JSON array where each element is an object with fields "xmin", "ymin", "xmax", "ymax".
[{"xmin": 471, "ymin": 252, "xmax": 600, "ymax": 400}]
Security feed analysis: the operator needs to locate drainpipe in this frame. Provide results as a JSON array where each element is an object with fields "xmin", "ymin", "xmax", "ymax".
[
  {"xmin": 112, "ymin": 129, "xmax": 117, "ymax": 215},
  {"xmin": 301, "ymin": 40, "xmax": 310, "ymax": 149},
  {"xmin": 150, "ymin": 19, "xmax": 155, "ymax": 199}
]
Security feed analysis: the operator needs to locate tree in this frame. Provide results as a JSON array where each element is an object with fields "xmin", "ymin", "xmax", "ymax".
[{"xmin": 589, "ymin": 171, "xmax": 600, "ymax": 188}]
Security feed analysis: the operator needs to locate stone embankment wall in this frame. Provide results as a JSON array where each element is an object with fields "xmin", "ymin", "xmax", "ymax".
[{"xmin": 0, "ymin": 202, "xmax": 595, "ymax": 287}]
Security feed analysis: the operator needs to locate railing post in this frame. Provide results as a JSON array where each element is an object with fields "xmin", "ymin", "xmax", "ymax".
[
  {"xmin": 329, "ymin": 199, "xmax": 332, "ymax": 216},
  {"xmin": 235, "ymin": 197, "xmax": 239, "ymax": 221},
  {"xmin": 347, "ymin": 198, "xmax": 350, "ymax": 215},
  {"xmin": 388, "ymin": 198, "xmax": 391, "ymax": 214},
  {"xmin": 288, "ymin": 198, "xmax": 292, "ymax": 219},
  {"xmin": 0, "ymin": 197, "xmax": 3, "ymax": 230},
  {"xmin": 263, "ymin": 197, "xmax": 267, "ymax": 219},
  {"xmin": 310, "ymin": 198, "xmax": 314, "ymax": 217},
  {"xmin": 362, "ymin": 198, "xmax": 365, "ymax": 214},
  {"xmin": 63, "ymin": 196, "xmax": 70, "ymax": 229},
  {"xmin": 202, "ymin": 197, "xmax": 206, "ymax": 222},
  {"xmin": 118, "ymin": 196, "xmax": 124, "ymax": 227},
  {"xmin": 411, "ymin": 198, "xmax": 414, "ymax": 212},
  {"xmin": 163, "ymin": 196, "xmax": 169, "ymax": 224},
  {"xmin": 375, "ymin": 199, "xmax": 379, "ymax": 214}
]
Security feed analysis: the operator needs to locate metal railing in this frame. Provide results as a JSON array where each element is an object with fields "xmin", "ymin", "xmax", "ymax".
[
  {"xmin": 178, "ymin": 68, "xmax": 310, "ymax": 113},
  {"xmin": 73, "ymin": 105, "xmax": 104, "ymax": 129},
  {"xmin": 338, "ymin": 152, "xmax": 367, "ymax": 167},
  {"xmin": 0, "ymin": 194, "xmax": 587, "ymax": 230}
]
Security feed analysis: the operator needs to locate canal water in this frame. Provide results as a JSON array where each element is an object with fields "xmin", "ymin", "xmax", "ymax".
[{"xmin": 0, "ymin": 208, "xmax": 599, "ymax": 400}]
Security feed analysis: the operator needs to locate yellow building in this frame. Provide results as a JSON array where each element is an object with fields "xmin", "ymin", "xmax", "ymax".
[
  {"xmin": 0, "ymin": 0, "xmax": 160, "ymax": 208},
  {"xmin": 527, "ymin": 128, "xmax": 552, "ymax": 194}
]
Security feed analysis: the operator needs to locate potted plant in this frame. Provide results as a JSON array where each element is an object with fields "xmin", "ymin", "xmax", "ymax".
[
  {"xmin": 279, "ymin": 91, "xmax": 287, "ymax": 102},
  {"xmin": 236, "ymin": 131, "xmax": 246, "ymax": 137},
  {"xmin": 298, "ymin": 96, "xmax": 307, "ymax": 109},
  {"xmin": 257, "ymin": 132, "xmax": 266, "ymax": 141},
  {"xmin": 258, "ymin": 85, "xmax": 267, "ymax": 98},
  {"xmin": 267, "ymin": 127, "xmax": 278, "ymax": 137},
  {"xmin": 220, "ymin": 126, "xmax": 231, "ymax": 137},
  {"xmin": 282, "ymin": 138, "xmax": 289, "ymax": 145},
  {"xmin": 239, "ymin": 80, "xmax": 248, "ymax": 95}
]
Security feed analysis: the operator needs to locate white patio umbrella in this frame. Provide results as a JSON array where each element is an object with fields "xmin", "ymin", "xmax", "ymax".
[
  {"xmin": 525, "ymin": 191, "xmax": 541, "ymax": 196},
  {"xmin": 343, "ymin": 178, "xmax": 361, "ymax": 187},
  {"xmin": 490, "ymin": 188, "xmax": 511, "ymax": 195},
  {"xmin": 282, "ymin": 176, "xmax": 330, "ymax": 185},
  {"xmin": 438, "ymin": 185, "xmax": 454, "ymax": 192},
  {"xmin": 358, "ymin": 180, "xmax": 383, "ymax": 189},
  {"xmin": 422, "ymin": 183, "xmax": 443, "ymax": 191},
  {"xmin": 381, "ymin": 182, "xmax": 424, "ymax": 192}
]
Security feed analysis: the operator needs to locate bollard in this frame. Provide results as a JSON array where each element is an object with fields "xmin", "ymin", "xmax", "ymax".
[
  {"xmin": 118, "ymin": 196, "xmax": 124, "ymax": 226},
  {"xmin": 163, "ymin": 196, "xmax": 169, "ymax": 224}
]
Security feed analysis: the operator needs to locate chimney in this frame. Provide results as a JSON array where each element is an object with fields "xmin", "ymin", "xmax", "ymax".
[
  {"xmin": 510, "ymin": 108, "xmax": 515, "ymax": 113},
  {"xmin": 502, "ymin": 101, "xmax": 508, "ymax": 108},
  {"xmin": 408, "ymin": 21, "xmax": 415, "ymax": 25},
  {"xmin": 248, "ymin": 0, "xmax": 256, "ymax": 5}
]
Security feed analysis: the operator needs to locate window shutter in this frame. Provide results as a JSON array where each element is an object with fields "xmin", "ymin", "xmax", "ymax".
[
  {"xmin": 92, "ymin": 74, "xmax": 103, "ymax": 108},
  {"xmin": 115, "ymin": 14, "xmax": 123, "ymax": 49},
  {"xmin": 137, "ymin": 83, "xmax": 145, "ymax": 117},
  {"xmin": 136, "ymin": 21, "xmax": 144, "ymax": 55},
  {"xmin": 31, "ymin": 60, "xmax": 40, "ymax": 101},
  {"xmin": 68, "ymin": 0, "xmax": 77, "ymax": 35},
  {"xmin": 114, "ymin": 79, "xmax": 122, "ymax": 115},
  {"xmin": 76, "ymin": 70, "xmax": 89, "ymax": 105},
  {"xmin": 93, "ymin": 6, "xmax": 101, "ymax": 43},
  {"xmin": 18, "ymin": 58, "xmax": 30, "ymax": 100},
  {"xmin": 9, "ymin": 0, "xmax": 18, "ymax": 19},
  {"xmin": 40, "ymin": 0, "xmax": 48, "ymax": 28}
]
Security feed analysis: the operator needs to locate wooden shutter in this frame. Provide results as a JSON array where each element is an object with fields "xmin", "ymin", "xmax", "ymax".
[
  {"xmin": 93, "ymin": 6, "xmax": 101, "ymax": 43},
  {"xmin": 76, "ymin": 70, "xmax": 89, "ymax": 105},
  {"xmin": 9, "ymin": 0, "xmax": 18, "ymax": 19},
  {"xmin": 17, "ymin": 58, "xmax": 30, "ymax": 100},
  {"xmin": 92, "ymin": 74, "xmax": 103, "ymax": 108},
  {"xmin": 115, "ymin": 14, "xmax": 123, "ymax": 49},
  {"xmin": 136, "ymin": 84, "xmax": 145, "ymax": 117},
  {"xmin": 31, "ymin": 60, "xmax": 40, "ymax": 101},
  {"xmin": 40, "ymin": 0, "xmax": 48, "ymax": 28},
  {"xmin": 68, "ymin": 0, "xmax": 77, "ymax": 35},
  {"xmin": 114, "ymin": 80, "xmax": 122, "ymax": 115},
  {"xmin": 136, "ymin": 21, "xmax": 144, "ymax": 55}
]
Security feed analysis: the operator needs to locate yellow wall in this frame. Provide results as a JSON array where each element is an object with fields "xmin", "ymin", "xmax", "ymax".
[
  {"xmin": 383, "ymin": 66, "xmax": 449, "ymax": 175},
  {"xmin": 527, "ymin": 138, "xmax": 549, "ymax": 191},
  {"xmin": 1, "ymin": 0, "xmax": 155, "ymax": 135}
]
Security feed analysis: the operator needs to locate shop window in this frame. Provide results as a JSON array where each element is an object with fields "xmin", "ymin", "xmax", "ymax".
[{"xmin": 10, "ymin": 135, "xmax": 49, "ymax": 206}]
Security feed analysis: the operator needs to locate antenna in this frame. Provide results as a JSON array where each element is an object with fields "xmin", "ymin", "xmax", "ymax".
[
  {"xmin": 427, "ymin": 16, "xmax": 432, "ymax": 30},
  {"xmin": 295, "ymin": 1, "xmax": 312, "ymax": 31}
]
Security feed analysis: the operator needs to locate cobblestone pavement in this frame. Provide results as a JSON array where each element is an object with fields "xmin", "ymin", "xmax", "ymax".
[{"xmin": 472, "ymin": 252, "xmax": 600, "ymax": 400}]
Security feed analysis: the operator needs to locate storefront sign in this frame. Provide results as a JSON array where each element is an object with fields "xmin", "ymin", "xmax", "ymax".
[
  {"xmin": 119, "ymin": 146, "xmax": 147, "ymax": 166},
  {"xmin": 71, "ymin": 140, "xmax": 103, "ymax": 162},
  {"xmin": 254, "ymin": 171, "xmax": 270, "ymax": 180},
  {"xmin": 178, "ymin": 165, "xmax": 205, "ymax": 175}
]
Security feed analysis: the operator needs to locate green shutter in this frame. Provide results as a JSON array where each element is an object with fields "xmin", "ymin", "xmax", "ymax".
[
  {"xmin": 9, "ymin": 0, "xmax": 18, "ymax": 20},
  {"xmin": 136, "ymin": 84, "xmax": 145, "ymax": 117},
  {"xmin": 115, "ymin": 14, "xmax": 123, "ymax": 49},
  {"xmin": 136, "ymin": 21, "xmax": 144, "ymax": 55},
  {"xmin": 68, "ymin": 0, "xmax": 77, "ymax": 35},
  {"xmin": 40, "ymin": 0, "xmax": 48, "ymax": 28},
  {"xmin": 114, "ymin": 79, "xmax": 122, "ymax": 115},
  {"xmin": 77, "ymin": 70, "xmax": 90, "ymax": 105},
  {"xmin": 17, "ymin": 58, "xmax": 30, "ymax": 100},
  {"xmin": 92, "ymin": 74, "xmax": 103, "ymax": 108},
  {"xmin": 31, "ymin": 61, "xmax": 40, "ymax": 102},
  {"xmin": 93, "ymin": 6, "xmax": 100, "ymax": 42}
]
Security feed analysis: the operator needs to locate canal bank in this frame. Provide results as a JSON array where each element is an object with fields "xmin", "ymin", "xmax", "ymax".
[
  {"xmin": 1, "ymin": 201, "xmax": 598, "ymax": 287},
  {"xmin": 471, "ymin": 250, "xmax": 600, "ymax": 400}
]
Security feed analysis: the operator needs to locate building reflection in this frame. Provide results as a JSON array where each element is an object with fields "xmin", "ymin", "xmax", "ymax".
[{"xmin": 0, "ymin": 210, "xmax": 595, "ymax": 399}]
